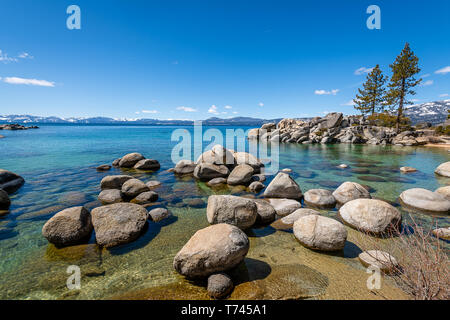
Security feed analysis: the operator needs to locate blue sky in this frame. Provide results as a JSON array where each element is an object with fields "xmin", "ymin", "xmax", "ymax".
[{"xmin": 0, "ymin": 0, "xmax": 449, "ymax": 120}]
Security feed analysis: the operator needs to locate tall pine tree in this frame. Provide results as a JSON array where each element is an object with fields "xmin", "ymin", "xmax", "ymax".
[
  {"xmin": 353, "ymin": 64, "xmax": 387, "ymax": 115},
  {"xmin": 385, "ymin": 43, "xmax": 422, "ymax": 132}
]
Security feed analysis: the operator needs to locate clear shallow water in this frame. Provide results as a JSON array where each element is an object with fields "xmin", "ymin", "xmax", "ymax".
[{"xmin": 0, "ymin": 125, "xmax": 448, "ymax": 300}]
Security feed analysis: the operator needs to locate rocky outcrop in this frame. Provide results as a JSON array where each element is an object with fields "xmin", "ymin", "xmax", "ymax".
[
  {"xmin": 227, "ymin": 164, "xmax": 254, "ymax": 186},
  {"xmin": 358, "ymin": 250, "xmax": 398, "ymax": 273},
  {"xmin": 174, "ymin": 160, "xmax": 197, "ymax": 175},
  {"xmin": 332, "ymin": 181, "xmax": 371, "ymax": 204},
  {"xmin": 339, "ymin": 199, "xmax": 402, "ymax": 234},
  {"xmin": 173, "ymin": 223, "xmax": 249, "ymax": 278},
  {"xmin": 399, "ymin": 188, "xmax": 450, "ymax": 213},
  {"xmin": 207, "ymin": 195, "xmax": 257, "ymax": 230},
  {"xmin": 91, "ymin": 203, "xmax": 148, "ymax": 248},
  {"xmin": 42, "ymin": 206, "xmax": 93, "ymax": 246},
  {"xmin": 267, "ymin": 198, "xmax": 301, "ymax": 217},
  {"xmin": 263, "ymin": 172, "xmax": 302, "ymax": 200},
  {"xmin": 435, "ymin": 161, "xmax": 450, "ymax": 177},
  {"xmin": 0, "ymin": 169, "xmax": 25, "ymax": 194},
  {"xmin": 0, "ymin": 189, "xmax": 10, "ymax": 210},
  {"xmin": 207, "ymin": 273, "xmax": 234, "ymax": 299},
  {"xmin": 304, "ymin": 189, "xmax": 336, "ymax": 208},
  {"xmin": 0, "ymin": 124, "xmax": 39, "ymax": 130},
  {"xmin": 293, "ymin": 215, "xmax": 347, "ymax": 251}
]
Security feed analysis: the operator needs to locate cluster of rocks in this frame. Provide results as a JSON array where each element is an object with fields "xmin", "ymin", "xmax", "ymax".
[
  {"xmin": 111, "ymin": 152, "xmax": 161, "ymax": 171},
  {"xmin": 248, "ymin": 112, "xmax": 446, "ymax": 146},
  {"xmin": 0, "ymin": 169, "xmax": 25, "ymax": 212},
  {"xmin": 0, "ymin": 124, "xmax": 39, "ymax": 130},
  {"xmin": 99, "ymin": 175, "xmax": 159, "ymax": 206},
  {"xmin": 172, "ymin": 145, "xmax": 265, "ymax": 190}
]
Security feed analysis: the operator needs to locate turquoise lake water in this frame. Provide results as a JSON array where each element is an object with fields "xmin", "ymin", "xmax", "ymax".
[{"xmin": 0, "ymin": 125, "xmax": 448, "ymax": 299}]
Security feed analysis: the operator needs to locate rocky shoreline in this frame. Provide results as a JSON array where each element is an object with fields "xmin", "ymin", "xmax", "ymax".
[
  {"xmin": 248, "ymin": 112, "xmax": 450, "ymax": 146},
  {"xmin": 0, "ymin": 123, "xmax": 39, "ymax": 131}
]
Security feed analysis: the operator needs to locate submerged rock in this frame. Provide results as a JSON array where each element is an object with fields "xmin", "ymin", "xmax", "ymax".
[
  {"xmin": 146, "ymin": 180, "xmax": 161, "ymax": 189},
  {"xmin": 118, "ymin": 152, "xmax": 145, "ymax": 168},
  {"xmin": 0, "ymin": 169, "xmax": 25, "ymax": 194},
  {"xmin": 207, "ymin": 273, "xmax": 234, "ymax": 299},
  {"xmin": 399, "ymin": 188, "xmax": 450, "ymax": 213},
  {"xmin": 227, "ymin": 164, "xmax": 254, "ymax": 186},
  {"xmin": 358, "ymin": 250, "xmax": 399, "ymax": 273},
  {"xmin": 100, "ymin": 175, "xmax": 133, "ymax": 190},
  {"xmin": 304, "ymin": 189, "xmax": 336, "ymax": 209},
  {"xmin": 98, "ymin": 189, "xmax": 124, "ymax": 204},
  {"xmin": 400, "ymin": 166, "xmax": 417, "ymax": 173},
  {"xmin": 293, "ymin": 215, "xmax": 347, "ymax": 251},
  {"xmin": 42, "ymin": 206, "xmax": 93, "ymax": 247},
  {"xmin": 263, "ymin": 172, "xmax": 302, "ymax": 200},
  {"xmin": 173, "ymin": 223, "xmax": 249, "ymax": 278},
  {"xmin": 267, "ymin": 198, "xmax": 301, "ymax": 217},
  {"xmin": 133, "ymin": 159, "xmax": 160, "ymax": 171},
  {"xmin": 332, "ymin": 181, "xmax": 371, "ymax": 204},
  {"xmin": 0, "ymin": 189, "xmax": 11, "ymax": 210},
  {"xmin": 174, "ymin": 160, "xmax": 197, "ymax": 175},
  {"xmin": 435, "ymin": 161, "xmax": 450, "ymax": 177},
  {"xmin": 207, "ymin": 195, "xmax": 257, "ymax": 230},
  {"xmin": 96, "ymin": 164, "xmax": 111, "ymax": 171},
  {"xmin": 91, "ymin": 203, "xmax": 148, "ymax": 248},
  {"xmin": 339, "ymin": 199, "xmax": 402, "ymax": 234}
]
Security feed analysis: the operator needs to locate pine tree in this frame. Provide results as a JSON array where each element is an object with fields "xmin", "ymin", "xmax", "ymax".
[
  {"xmin": 385, "ymin": 43, "xmax": 422, "ymax": 132},
  {"xmin": 354, "ymin": 64, "xmax": 387, "ymax": 115}
]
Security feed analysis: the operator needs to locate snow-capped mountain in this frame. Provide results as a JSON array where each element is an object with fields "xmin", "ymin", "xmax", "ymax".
[{"xmin": 404, "ymin": 100, "xmax": 450, "ymax": 125}]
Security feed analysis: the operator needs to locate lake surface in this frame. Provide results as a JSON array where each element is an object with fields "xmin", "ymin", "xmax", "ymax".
[{"xmin": 0, "ymin": 125, "xmax": 448, "ymax": 300}]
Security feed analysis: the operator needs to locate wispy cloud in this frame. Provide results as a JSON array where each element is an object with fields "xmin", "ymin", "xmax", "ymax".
[
  {"xmin": 421, "ymin": 79, "xmax": 433, "ymax": 86},
  {"xmin": 439, "ymin": 93, "xmax": 449, "ymax": 97},
  {"xmin": 2, "ymin": 76, "xmax": 55, "ymax": 87},
  {"xmin": 354, "ymin": 67, "xmax": 373, "ymax": 75},
  {"xmin": 435, "ymin": 66, "xmax": 450, "ymax": 75},
  {"xmin": 315, "ymin": 89, "xmax": 339, "ymax": 95},
  {"xmin": 224, "ymin": 105, "xmax": 232, "ymax": 109},
  {"xmin": 141, "ymin": 110, "xmax": 159, "ymax": 114},
  {"xmin": 208, "ymin": 105, "xmax": 219, "ymax": 114},
  {"xmin": 341, "ymin": 99, "xmax": 356, "ymax": 106},
  {"xmin": 421, "ymin": 73, "xmax": 431, "ymax": 78},
  {"xmin": 258, "ymin": 102, "xmax": 264, "ymax": 107},
  {"xmin": 177, "ymin": 106, "xmax": 198, "ymax": 112},
  {"xmin": 18, "ymin": 52, "xmax": 33, "ymax": 59},
  {"xmin": 0, "ymin": 50, "xmax": 18, "ymax": 63},
  {"xmin": 232, "ymin": 111, "xmax": 238, "ymax": 114}
]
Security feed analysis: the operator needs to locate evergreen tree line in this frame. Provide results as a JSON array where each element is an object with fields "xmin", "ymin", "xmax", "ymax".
[{"xmin": 353, "ymin": 43, "xmax": 422, "ymax": 132}]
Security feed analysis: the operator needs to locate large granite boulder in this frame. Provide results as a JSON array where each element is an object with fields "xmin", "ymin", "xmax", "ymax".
[
  {"xmin": 293, "ymin": 215, "xmax": 347, "ymax": 251},
  {"xmin": 322, "ymin": 112, "xmax": 343, "ymax": 129},
  {"xmin": 98, "ymin": 189, "xmax": 124, "ymax": 204},
  {"xmin": 194, "ymin": 163, "xmax": 229, "ymax": 181},
  {"xmin": 332, "ymin": 181, "xmax": 371, "ymax": 204},
  {"xmin": 434, "ymin": 161, "xmax": 450, "ymax": 178},
  {"xmin": 0, "ymin": 189, "xmax": 10, "ymax": 210},
  {"xmin": 173, "ymin": 223, "xmax": 249, "ymax": 278},
  {"xmin": 133, "ymin": 159, "xmax": 160, "ymax": 171},
  {"xmin": 267, "ymin": 198, "xmax": 301, "ymax": 217},
  {"xmin": 263, "ymin": 172, "xmax": 302, "ymax": 200},
  {"xmin": 118, "ymin": 152, "xmax": 145, "ymax": 168},
  {"xmin": 304, "ymin": 189, "xmax": 336, "ymax": 208},
  {"xmin": 339, "ymin": 199, "xmax": 402, "ymax": 234},
  {"xmin": 399, "ymin": 188, "xmax": 450, "ymax": 214},
  {"xmin": 121, "ymin": 178, "xmax": 149, "ymax": 198},
  {"xmin": 207, "ymin": 195, "xmax": 257, "ymax": 230},
  {"xmin": 0, "ymin": 169, "xmax": 25, "ymax": 194},
  {"xmin": 253, "ymin": 199, "xmax": 276, "ymax": 224},
  {"xmin": 91, "ymin": 203, "xmax": 148, "ymax": 248},
  {"xmin": 196, "ymin": 146, "xmax": 235, "ymax": 165},
  {"xmin": 100, "ymin": 175, "xmax": 133, "ymax": 190},
  {"xmin": 227, "ymin": 164, "xmax": 254, "ymax": 186},
  {"xmin": 174, "ymin": 160, "xmax": 197, "ymax": 175},
  {"xmin": 42, "ymin": 206, "xmax": 93, "ymax": 246}
]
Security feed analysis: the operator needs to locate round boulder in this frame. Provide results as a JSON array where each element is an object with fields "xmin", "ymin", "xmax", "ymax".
[
  {"xmin": 207, "ymin": 195, "xmax": 257, "ymax": 230},
  {"xmin": 91, "ymin": 203, "xmax": 148, "ymax": 248},
  {"xmin": 121, "ymin": 178, "xmax": 150, "ymax": 198},
  {"xmin": 280, "ymin": 208, "xmax": 319, "ymax": 227},
  {"xmin": 174, "ymin": 160, "xmax": 197, "ymax": 175},
  {"xmin": 173, "ymin": 223, "xmax": 249, "ymax": 278},
  {"xmin": 42, "ymin": 206, "xmax": 93, "ymax": 247},
  {"xmin": 293, "ymin": 215, "xmax": 347, "ymax": 251},
  {"xmin": 207, "ymin": 273, "xmax": 234, "ymax": 299},
  {"xmin": 253, "ymin": 199, "xmax": 276, "ymax": 224},
  {"xmin": 435, "ymin": 161, "xmax": 450, "ymax": 177},
  {"xmin": 263, "ymin": 172, "xmax": 302, "ymax": 200},
  {"xmin": 358, "ymin": 250, "xmax": 399, "ymax": 274},
  {"xmin": 118, "ymin": 152, "xmax": 145, "ymax": 168},
  {"xmin": 98, "ymin": 189, "xmax": 124, "ymax": 205},
  {"xmin": 148, "ymin": 207, "xmax": 171, "ymax": 222},
  {"xmin": 227, "ymin": 164, "xmax": 254, "ymax": 186},
  {"xmin": 194, "ymin": 163, "xmax": 229, "ymax": 181},
  {"xmin": 339, "ymin": 199, "xmax": 402, "ymax": 234},
  {"xmin": 131, "ymin": 191, "xmax": 158, "ymax": 205},
  {"xmin": 399, "ymin": 188, "xmax": 450, "ymax": 214},
  {"xmin": 332, "ymin": 181, "xmax": 371, "ymax": 204},
  {"xmin": 133, "ymin": 159, "xmax": 160, "ymax": 171},
  {"xmin": 249, "ymin": 181, "xmax": 265, "ymax": 193},
  {"xmin": 100, "ymin": 175, "xmax": 133, "ymax": 190},
  {"xmin": 0, "ymin": 169, "xmax": 25, "ymax": 194},
  {"xmin": 0, "ymin": 189, "xmax": 11, "ymax": 210},
  {"xmin": 267, "ymin": 198, "xmax": 301, "ymax": 217},
  {"xmin": 304, "ymin": 189, "xmax": 336, "ymax": 209},
  {"xmin": 146, "ymin": 180, "xmax": 161, "ymax": 189}
]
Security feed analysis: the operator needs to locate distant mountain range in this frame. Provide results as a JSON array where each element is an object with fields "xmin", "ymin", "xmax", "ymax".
[
  {"xmin": 1, "ymin": 100, "xmax": 448, "ymax": 126},
  {"xmin": 404, "ymin": 100, "xmax": 450, "ymax": 125}
]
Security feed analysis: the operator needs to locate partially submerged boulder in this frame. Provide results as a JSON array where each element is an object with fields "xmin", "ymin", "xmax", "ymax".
[
  {"xmin": 0, "ymin": 189, "xmax": 10, "ymax": 210},
  {"xmin": 98, "ymin": 189, "xmax": 124, "ymax": 205},
  {"xmin": 173, "ymin": 223, "xmax": 249, "ymax": 278},
  {"xmin": 174, "ymin": 160, "xmax": 197, "ymax": 175},
  {"xmin": 131, "ymin": 191, "xmax": 158, "ymax": 205},
  {"xmin": 100, "ymin": 175, "xmax": 133, "ymax": 190},
  {"xmin": 0, "ymin": 169, "xmax": 25, "ymax": 194},
  {"xmin": 435, "ymin": 161, "xmax": 450, "ymax": 178},
  {"xmin": 253, "ymin": 199, "xmax": 276, "ymax": 224},
  {"xmin": 435, "ymin": 186, "xmax": 450, "ymax": 200},
  {"xmin": 207, "ymin": 195, "xmax": 257, "ymax": 230},
  {"xmin": 267, "ymin": 198, "xmax": 301, "ymax": 217},
  {"xmin": 332, "ymin": 181, "xmax": 371, "ymax": 204},
  {"xmin": 227, "ymin": 164, "xmax": 254, "ymax": 186},
  {"xmin": 399, "ymin": 188, "xmax": 450, "ymax": 214},
  {"xmin": 249, "ymin": 181, "xmax": 265, "ymax": 193},
  {"xmin": 293, "ymin": 215, "xmax": 347, "ymax": 251},
  {"xmin": 121, "ymin": 178, "xmax": 150, "ymax": 198},
  {"xmin": 148, "ymin": 207, "xmax": 171, "ymax": 222},
  {"xmin": 194, "ymin": 163, "xmax": 229, "ymax": 181},
  {"xmin": 118, "ymin": 152, "xmax": 145, "ymax": 168},
  {"xmin": 304, "ymin": 189, "xmax": 336, "ymax": 209},
  {"xmin": 207, "ymin": 273, "xmax": 234, "ymax": 299},
  {"xmin": 42, "ymin": 206, "xmax": 93, "ymax": 247},
  {"xmin": 432, "ymin": 227, "xmax": 450, "ymax": 241},
  {"xmin": 280, "ymin": 208, "xmax": 319, "ymax": 227},
  {"xmin": 263, "ymin": 172, "xmax": 302, "ymax": 200},
  {"xmin": 133, "ymin": 159, "xmax": 160, "ymax": 171}
]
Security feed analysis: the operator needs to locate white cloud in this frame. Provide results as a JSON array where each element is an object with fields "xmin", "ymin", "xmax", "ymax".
[
  {"xmin": 208, "ymin": 105, "xmax": 219, "ymax": 114},
  {"xmin": 232, "ymin": 111, "xmax": 238, "ymax": 114},
  {"xmin": 177, "ymin": 106, "xmax": 198, "ymax": 112},
  {"xmin": 258, "ymin": 102, "xmax": 264, "ymax": 107},
  {"xmin": 18, "ymin": 52, "xmax": 33, "ymax": 59},
  {"xmin": 315, "ymin": 89, "xmax": 339, "ymax": 95},
  {"xmin": 0, "ymin": 50, "xmax": 18, "ymax": 63},
  {"xmin": 354, "ymin": 67, "xmax": 373, "ymax": 75},
  {"xmin": 341, "ymin": 99, "xmax": 356, "ymax": 106},
  {"xmin": 2, "ymin": 76, "xmax": 55, "ymax": 87},
  {"xmin": 421, "ymin": 73, "xmax": 431, "ymax": 78},
  {"xmin": 410, "ymin": 99, "xmax": 420, "ymax": 102},
  {"xmin": 141, "ymin": 110, "xmax": 158, "ymax": 114},
  {"xmin": 224, "ymin": 105, "xmax": 232, "ymax": 109},
  {"xmin": 435, "ymin": 66, "xmax": 450, "ymax": 74},
  {"xmin": 439, "ymin": 93, "xmax": 449, "ymax": 97},
  {"xmin": 421, "ymin": 79, "xmax": 433, "ymax": 86}
]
